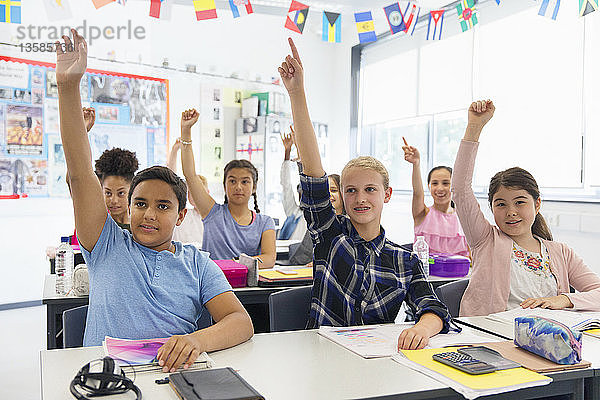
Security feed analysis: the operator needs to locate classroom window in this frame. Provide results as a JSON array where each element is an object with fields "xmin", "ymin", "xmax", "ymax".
[
  {"xmin": 358, "ymin": 1, "xmax": 595, "ymax": 197},
  {"xmin": 371, "ymin": 117, "xmax": 429, "ymax": 191}
]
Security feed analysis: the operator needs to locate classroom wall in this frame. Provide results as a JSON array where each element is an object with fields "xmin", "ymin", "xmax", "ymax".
[{"xmin": 0, "ymin": 0, "xmax": 353, "ymax": 305}]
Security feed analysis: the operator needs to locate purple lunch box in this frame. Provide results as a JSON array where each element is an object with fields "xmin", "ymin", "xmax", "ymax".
[{"xmin": 429, "ymin": 253, "xmax": 470, "ymax": 277}]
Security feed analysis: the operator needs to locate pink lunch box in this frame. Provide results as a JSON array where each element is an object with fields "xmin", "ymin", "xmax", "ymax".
[
  {"xmin": 429, "ymin": 253, "xmax": 470, "ymax": 277},
  {"xmin": 214, "ymin": 260, "xmax": 248, "ymax": 288}
]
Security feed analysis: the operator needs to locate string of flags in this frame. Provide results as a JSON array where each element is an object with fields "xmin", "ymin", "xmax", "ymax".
[{"xmin": 2, "ymin": 0, "xmax": 599, "ymax": 46}]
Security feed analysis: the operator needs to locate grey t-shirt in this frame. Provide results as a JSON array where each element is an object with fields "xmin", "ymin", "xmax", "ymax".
[{"xmin": 202, "ymin": 203, "xmax": 275, "ymax": 260}]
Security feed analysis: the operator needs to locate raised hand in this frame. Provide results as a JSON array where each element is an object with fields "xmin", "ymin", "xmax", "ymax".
[
  {"xmin": 402, "ymin": 140, "xmax": 420, "ymax": 166},
  {"xmin": 468, "ymin": 99, "xmax": 495, "ymax": 129},
  {"xmin": 55, "ymin": 29, "xmax": 87, "ymax": 88},
  {"xmin": 83, "ymin": 107, "xmax": 95, "ymax": 132},
  {"xmin": 281, "ymin": 132, "xmax": 294, "ymax": 152},
  {"xmin": 278, "ymin": 38, "xmax": 304, "ymax": 96},
  {"xmin": 172, "ymin": 137, "xmax": 182, "ymax": 150},
  {"xmin": 181, "ymin": 109, "xmax": 199, "ymax": 129}
]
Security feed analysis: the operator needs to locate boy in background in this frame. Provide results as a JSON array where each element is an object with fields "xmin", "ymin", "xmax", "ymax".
[{"xmin": 278, "ymin": 38, "xmax": 451, "ymax": 350}]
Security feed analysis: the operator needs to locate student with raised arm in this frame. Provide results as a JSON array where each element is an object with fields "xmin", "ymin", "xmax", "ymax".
[
  {"xmin": 55, "ymin": 30, "xmax": 252, "ymax": 372},
  {"xmin": 279, "ymin": 38, "xmax": 451, "ymax": 350},
  {"xmin": 167, "ymin": 138, "xmax": 206, "ymax": 248},
  {"xmin": 453, "ymin": 100, "xmax": 600, "ymax": 316},
  {"xmin": 179, "ymin": 109, "xmax": 276, "ymax": 268},
  {"xmin": 402, "ymin": 142, "xmax": 468, "ymax": 256},
  {"xmin": 278, "ymin": 131, "xmax": 306, "ymax": 240}
]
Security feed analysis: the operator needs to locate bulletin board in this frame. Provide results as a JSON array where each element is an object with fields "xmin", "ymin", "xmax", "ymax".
[{"xmin": 0, "ymin": 56, "xmax": 169, "ymax": 198}]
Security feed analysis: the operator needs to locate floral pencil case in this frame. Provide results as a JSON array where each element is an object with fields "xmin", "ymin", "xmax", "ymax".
[{"xmin": 514, "ymin": 316, "xmax": 582, "ymax": 365}]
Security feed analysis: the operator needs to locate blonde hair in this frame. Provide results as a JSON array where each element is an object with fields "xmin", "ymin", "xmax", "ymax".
[{"xmin": 341, "ymin": 156, "xmax": 390, "ymax": 190}]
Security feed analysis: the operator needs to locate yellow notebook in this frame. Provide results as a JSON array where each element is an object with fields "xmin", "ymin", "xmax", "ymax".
[
  {"xmin": 584, "ymin": 328, "xmax": 600, "ymax": 339},
  {"xmin": 398, "ymin": 347, "xmax": 550, "ymax": 391},
  {"xmin": 259, "ymin": 268, "xmax": 313, "ymax": 280}
]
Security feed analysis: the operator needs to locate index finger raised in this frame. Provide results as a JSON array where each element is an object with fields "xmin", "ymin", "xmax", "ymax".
[{"xmin": 288, "ymin": 37, "xmax": 302, "ymax": 67}]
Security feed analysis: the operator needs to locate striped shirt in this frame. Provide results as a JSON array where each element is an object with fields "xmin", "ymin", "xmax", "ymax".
[{"xmin": 300, "ymin": 174, "xmax": 451, "ymax": 330}]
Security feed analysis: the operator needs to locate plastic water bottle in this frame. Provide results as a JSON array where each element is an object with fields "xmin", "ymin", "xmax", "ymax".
[
  {"xmin": 413, "ymin": 236, "xmax": 430, "ymax": 277},
  {"xmin": 55, "ymin": 236, "xmax": 74, "ymax": 295}
]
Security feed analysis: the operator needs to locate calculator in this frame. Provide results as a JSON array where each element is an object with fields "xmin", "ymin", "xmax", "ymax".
[{"xmin": 432, "ymin": 351, "xmax": 497, "ymax": 375}]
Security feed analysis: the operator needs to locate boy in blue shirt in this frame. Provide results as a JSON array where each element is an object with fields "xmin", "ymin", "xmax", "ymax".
[
  {"xmin": 55, "ymin": 30, "xmax": 253, "ymax": 372},
  {"xmin": 278, "ymin": 38, "xmax": 451, "ymax": 350}
]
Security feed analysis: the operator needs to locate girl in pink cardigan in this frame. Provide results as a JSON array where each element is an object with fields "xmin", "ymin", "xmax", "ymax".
[{"xmin": 453, "ymin": 99, "xmax": 600, "ymax": 316}]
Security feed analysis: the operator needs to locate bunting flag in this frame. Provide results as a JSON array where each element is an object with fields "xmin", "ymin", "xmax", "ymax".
[
  {"xmin": 354, "ymin": 11, "xmax": 376, "ymax": 43},
  {"xmin": 579, "ymin": 0, "xmax": 598, "ymax": 16},
  {"xmin": 0, "ymin": 0, "xmax": 21, "ymax": 23},
  {"xmin": 229, "ymin": 0, "xmax": 253, "ymax": 18},
  {"xmin": 383, "ymin": 2, "xmax": 406, "ymax": 34},
  {"xmin": 194, "ymin": 0, "xmax": 217, "ymax": 20},
  {"xmin": 43, "ymin": 0, "xmax": 73, "ymax": 21},
  {"xmin": 456, "ymin": 0, "xmax": 478, "ymax": 32},
  {"xmin": 322, "ymin": 11, "xmax": 341, "ymax": 43},
  {"xmin": 426, "ymin": 10, "xmax": 444, "ymax": 40},
  {"xmin": 91, "ymin": 0, "xmax": 114, "ymax": 9},
  {"xmin": 149, "ymin": 0, "xmax": 162, "ymax": 18},
  {"xmin": 538, "ymin": 0, "xmax": 560, "ymax": 20},
  {"xmin": 285, "ymin": 0, "xmax": 309, "ymax": 34},
  {"xmin": 403, "ymin": 2, "xmax": 420, "ymax": 36},
  {"xmin": 495, "ymin": 0, "xmax": 500, "ymax": 4},
  {"xmin": 116, "ymin": 0, "xmax": 126, "ymax": 4}
]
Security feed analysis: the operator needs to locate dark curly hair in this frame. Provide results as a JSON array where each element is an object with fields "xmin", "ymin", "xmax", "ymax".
[{"xmin": 94, "ymin": 148, "xmax": 139, "ymax": 183}]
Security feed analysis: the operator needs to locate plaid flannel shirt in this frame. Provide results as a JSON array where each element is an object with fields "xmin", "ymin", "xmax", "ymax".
[{"xmin": 300, "ymin": 173, "xmax": 451, "ymax": 331}]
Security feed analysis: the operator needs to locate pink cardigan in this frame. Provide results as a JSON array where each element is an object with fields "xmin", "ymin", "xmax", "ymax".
[{"xmin": 452, "ymin": 140, "xmax": 600, "ymax": 316}]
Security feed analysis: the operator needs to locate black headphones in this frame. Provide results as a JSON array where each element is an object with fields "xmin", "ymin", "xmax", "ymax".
[{"xmin": 70, "ymin": 356, "xmax": 142, "ymax": 400}]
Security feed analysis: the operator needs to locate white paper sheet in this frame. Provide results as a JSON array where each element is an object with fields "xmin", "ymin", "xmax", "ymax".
[{"xmin": 486, "ymin": 308, "xmax": 600, "ymax": 331}]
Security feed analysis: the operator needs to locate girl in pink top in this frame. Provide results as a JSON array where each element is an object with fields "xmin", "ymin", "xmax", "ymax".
[
  {"xmin": 402, "ymin": 142, "xmax": 469, "ymax": 257},
  {"xmin": 453, "ymin": 99, "xmax": 600, "ymax": 316}
]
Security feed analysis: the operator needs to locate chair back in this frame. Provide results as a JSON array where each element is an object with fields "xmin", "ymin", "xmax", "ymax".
[
  {"xmin": 62, "ymin": 305, "xmax": 88, "ymax": 348},
  {"xmin": 268, "ymin": 286, "xmax": 312, "ymax": 332},
  {"xmin": 197, "ymin": 307, "xmax": 213, "ymax": 330},
  {"xmin": 434, "ymin": 279, "xmax": 469, "ymax": 318}
]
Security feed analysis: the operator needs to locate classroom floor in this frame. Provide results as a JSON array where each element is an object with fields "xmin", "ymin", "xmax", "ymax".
[{"xmin": 0, "ymin": 305, "xmax": 45, "ymax": 400}]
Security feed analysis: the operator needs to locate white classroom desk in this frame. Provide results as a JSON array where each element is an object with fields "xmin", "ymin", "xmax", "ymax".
[
  {"xmin": 40, "ymin": 326, "xmax": 599, "ymax": 400},
  {"xmin": 42, "ymin": 327, "xmax": 515, "ymax": 400},
  {"xmin": 41, "ymin": 330, "xmax": 447, "ymax": 400}
]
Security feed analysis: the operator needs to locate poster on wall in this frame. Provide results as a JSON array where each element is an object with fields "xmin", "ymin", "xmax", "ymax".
[
  {"xmin": 200, "ymin": 84, "xmax": 225, "ymax": 183},
  {"xmin": 0, "ymin": 56, "xmax": 169, "ymax": 197},
  {"xmin": 0, "ymin": 158, "xmax": 48, "ymax": 196},
  {"xmin": 47, "ymin": 134, "xmax": 68, "ymax": 197},
  {"xmin": 6, "ymin": 105, "xmax": 43, "ymax": 155}
]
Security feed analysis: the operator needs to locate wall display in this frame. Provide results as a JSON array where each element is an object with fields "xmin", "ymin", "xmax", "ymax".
[
  {"xmin": 0, "ymin": 56, "xmax": 169, "ymax": 197},
  {"xmin": 199, "ymin": 84, "xmax": 228, "ymax": 183},
  {"xmin": 235, "ymin": 115, "xmax": 327, "ymax": 224}
]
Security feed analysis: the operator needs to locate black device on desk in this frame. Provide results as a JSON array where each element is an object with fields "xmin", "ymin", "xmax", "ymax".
[
  {"xmin": 458, "ymin": 346, "xmax": 521, "ymax": 370},
  {"xmin": 432, "ymin": 351, "xmax": 497, "ymax": 375}
]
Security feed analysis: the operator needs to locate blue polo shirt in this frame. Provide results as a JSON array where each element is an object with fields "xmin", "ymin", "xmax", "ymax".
[{"xmin": 80, "ymin": 215, "xmax": 232, "ymax": 346}]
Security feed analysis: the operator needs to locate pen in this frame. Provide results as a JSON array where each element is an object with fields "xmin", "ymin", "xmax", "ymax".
[{"xmin": 402, "ymin": 136, "xmax": 408, "ymax": 147}]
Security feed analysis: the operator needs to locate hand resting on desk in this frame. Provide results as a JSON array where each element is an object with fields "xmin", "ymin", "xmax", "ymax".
[
  {"xmin": 520, "ymin": 294, "xmax": 573, "ymax": 310},
  {"xmin": 398, "ymin": 312, "xmax": 444, "ymax": 350}
]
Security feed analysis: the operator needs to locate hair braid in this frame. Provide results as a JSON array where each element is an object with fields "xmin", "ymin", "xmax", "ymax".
[{"xmin": 252, "ymin": 193, "xmax": 260, "ymax": 213}]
